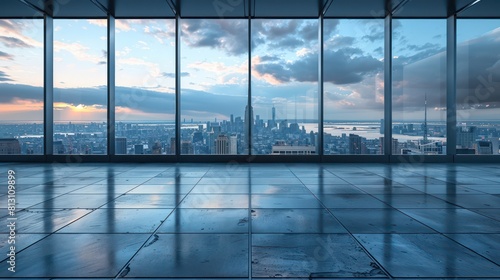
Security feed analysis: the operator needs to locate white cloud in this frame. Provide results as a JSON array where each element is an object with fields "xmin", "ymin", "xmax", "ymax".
[{"xmin": 54, "ymin": 41, "xmax": 102, "ymax": 64}]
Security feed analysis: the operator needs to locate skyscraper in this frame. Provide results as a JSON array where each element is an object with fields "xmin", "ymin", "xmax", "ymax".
[
  {"xmin": 474, "ymin": 141, "xmax": 493, "ymax": 155},
  {"xmin": 116, "ymin": 137, "xmax": 127, "ymax": 154},
  {"xmin": 215, "ymin": 134, "xmax": 230, "ymax": 154},
  {"xmin": 181, "ymin": 141, "xmax": 193, "ymax": 154},
  {"xmin": 457, "ymin": 126, "xmax": 478, "ymax": 148},
  {"xmin": 349, "ymin": 134, "xmax": 362, "ymax": 154},
  {"xmin": 230, "ymin": 135, "xmax": 238, "ymax": 155},
  {"xmin": 170, "ymin": 137, "xmax": 176, "ymax": 154},
  {"xmin": 244, "ymin": 105, "xmax": 254, "ymax": 130},
  {"xmin": 0, "ymin": 139, "xmax": 21, "ymax": 154},
  {"xmin": 244, "ymin": 105, "xmax": 254, "ymax": 153},
  {"xmin": 134, "ymin": 144, "xmax": 144, "ymax": 155},
  {"xmin": 423, "ymin": 93, "xmax": 428, "ymax": 143}
]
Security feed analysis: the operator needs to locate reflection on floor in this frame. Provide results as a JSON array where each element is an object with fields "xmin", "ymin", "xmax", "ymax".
[{"xmin": 0, "ymin": 162, "xmax": 499, "ymax": 279}]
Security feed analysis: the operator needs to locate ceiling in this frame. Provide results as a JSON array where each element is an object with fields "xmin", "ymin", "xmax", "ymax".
[{"xmin": 0, "ymin": 0, "xmax": 498, "ymax": 18}]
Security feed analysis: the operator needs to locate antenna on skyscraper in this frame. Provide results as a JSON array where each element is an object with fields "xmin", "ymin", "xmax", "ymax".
[{"xmin": 294, "ymin": 94, "xmax": 297, "ymax": 124}]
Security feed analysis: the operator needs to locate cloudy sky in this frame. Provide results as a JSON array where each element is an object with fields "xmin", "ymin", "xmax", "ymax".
[{"xmin": 0, "ymin": 18, "xmax": 499, "ymax": 124}]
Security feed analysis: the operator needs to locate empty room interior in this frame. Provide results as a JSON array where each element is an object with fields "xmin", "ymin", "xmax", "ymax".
[{"xmin": 0, "ymin": 0, "xmax": 500, "ymax": 279}]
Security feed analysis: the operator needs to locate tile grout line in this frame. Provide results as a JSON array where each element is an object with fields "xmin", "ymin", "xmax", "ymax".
[
  {"xmin": 112, "ymin": 165, "xmax": 207, "ymax": 279},
  {"xmin": 290, "ymin": 165, "xmax": 395, "ymax": 279}
]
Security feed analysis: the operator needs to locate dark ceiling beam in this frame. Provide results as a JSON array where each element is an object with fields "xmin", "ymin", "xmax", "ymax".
[
  {"xmin": 165, "ymin": 0, "xmax": 177, "ymax": 16},
  {"xmin": 391, "ymin": 0, "xmax": 410, "ymax": 15},
  {"xmin": 251, "ymin": 0, "xmax": 256, "ymax": 17},
  {"xmin": 456, "ymin": 0, "xmax": 482, "ymax": 15},
  {"xmin": 89, "ymin": 0, "xmax": 110, "ymax": 15},
  {"xmin": 322, "ymin": 0, "xmax": 334, "ymax": 16},
  {"xmin": 17, "ymin": 0, "xmax": 45, "ymax": 15}
]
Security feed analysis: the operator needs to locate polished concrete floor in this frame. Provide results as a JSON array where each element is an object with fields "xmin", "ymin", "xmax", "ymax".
[{"xmin": 0, "ymin": 162, "xmax": 499, "ymax": 279}]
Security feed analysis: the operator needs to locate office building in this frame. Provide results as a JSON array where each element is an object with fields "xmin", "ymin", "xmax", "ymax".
[
  {"xmin": 116, "ymin": 137, "xmax": 127, "ymax": 154},
  {"xmin": 215, "ymin": 134, "xmax": 230, "ymax": 154},
  {"xmin": 0, "ymin": 138, "xmax": 21, "ymax": 154}
]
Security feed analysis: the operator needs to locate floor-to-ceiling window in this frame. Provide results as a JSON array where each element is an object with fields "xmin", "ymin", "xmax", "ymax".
[
  {"xmin": 323, "ymin": 19, "xmax": 384, "ymax": 155},
  {"xmin": 115, "ymin": 19, "xmax": 176, "ymax": 155},
  {"xmin": 251, "ymin": 19, "xmax": 319, "ymax": 155},
  {"xmin": 53, "ymin": 19, "xmax": 108, "ymax": 155},
  {"xmin": 392, "ymin": 19, "xmax": 447, "ymax": 155},
  {"xmin": 180, "ymin": 19, "xmax": 248, "ymax": 155},
  {"xmin": 456, "ymin": 19, "xmax": 500, "ymax": 155},
  {"xmin": 0, "ymin": 19, "xmax": 44, "ymax": 155}
]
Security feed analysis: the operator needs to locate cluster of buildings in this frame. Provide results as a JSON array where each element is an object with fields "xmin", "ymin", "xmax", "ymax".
[{"xmin": 0, "ymin": 113, "xmax": 499, "ymax": 155}]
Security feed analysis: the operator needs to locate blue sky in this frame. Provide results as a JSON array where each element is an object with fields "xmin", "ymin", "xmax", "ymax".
[{"xmin": 0, "ymin": 18, "xmax": 499, "ymax": 123}]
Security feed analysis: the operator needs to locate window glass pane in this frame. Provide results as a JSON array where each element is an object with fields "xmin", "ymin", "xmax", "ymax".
[
  {"xmin": 251, "ymin": 19, "xmax": 318, "ymax": 155},
  {"xmin": 0, "ymin": 19, "xmax": 44, "ymax": 154},
  {"xmin": 53, "ymin": 19, "xmax": 107, "ymax": 155},
  {"xmin": 180, "ymin": 19, "xmax": 248, "ymax": 155},
  {"xmin": 392, "ymin": 19, "xmax": 447, "ymax": 155},
  {"xmin": 323, "ymin": 19, "xmax": 384, "ymax": 155},
  {"xmin": 115, "ymin": 19, "xmax": 176, "ymax": 155},
  {"xmin": 456, "ymin": 20, "xmax": 500, "ymax": 155}
]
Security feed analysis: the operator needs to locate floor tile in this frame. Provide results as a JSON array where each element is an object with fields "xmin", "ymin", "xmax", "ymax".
[
  {"xmin": 0, "ymin": 208, "xmax": 91, "ymax": 233},
  {"xmin": 180, "ymin": 194, "xmax": 249, "ymax": 208},
  {"xmin": 197, "ymin": 177, "xmax": 249, "ymax": 185},
  {"xmin": 319, "ymin": 194, "xmax": 390, "ymax": 209},
  {"xmin": 472, "ymin": 208, "xmax": 500, "ymax": 221},
  {"xmin": 466, "ymin": 185, "xmax": 500, "ymax": 194},
  {"xmin": 331, "ymin": 209, "xmax": 435, "ymax": 234},
  {"xmin": 108, "ymin": 194, "xmax": 182, "ymax": 208},
  {"xmin": 0, "ymin": 233, "xmax": 48, "ymax": 252},
  {"xmin": 251, "ymin": 209, "xmax": 347, "ymax": 233},
  {"xmin": 252, "ymin": 234, "xmax": 387, "ymax": 278},
  {"xmin": 28, "ymin": 194, "xmax": 120, "ymax": 209},
  {"xmin": 127, "ymin": 184, "xmax": 194, "ymax": 194},
  {"xmin": 445, "ymin": 234, "xmax": 500, "ymax": 265},
  {"xmin": 373, "ymin": 194, "xmax": 455, "ymax": 209},
  {"xmin": 305, "ymin": 184, "xmax": 365, "ymax": 195},
  {"xmin": 355, "ymin": 185, "xmax": 423, "ymax": 195},
  {"xmin": 341, "ymin": 177, "xmax": 397, "ymax": 185},
  {"xmin": 0, "ymin": 194, "xmax": 61, "ymax": 210},
  {"xmin": 126, "ymin": 234, "xmax": 248, "ymax": 277},
  {"xmin": 18, "ymin": 184, "xmax": 88, "ymax": 194},
  {"xmin": 400, "ymin": 208, "xmax": 500, "ymax": 233},
  {"xmin": 433, "ymin": 194, "xmax": 500, "ymax": 209},
  {"xmin": 252, "ymin": 194, "xmax": 323, "ymax": 208},
  {"xmin": 251, "ymin": 177, "xmax": 303, "ymax": 185},
  {"xmin": 59, "ymin": 209, "xmax": 173, "ymax": 233},
  {"xmin": 404, "ymin": 184, "xmax": 485, "ymax": 195},
  {"xmin": 251, "ymin": 184, "xmax": 311, "ymax": 195},
  {"xmin": 299, "ymin": 177, "xmax": 349, "ymax": 185},
  {"xmin": 70, "ymin": 184, "xmax": 138, "ymax": 194},
  {"xmin": 144, "ymin": 177, "xmax": 201, "ymax": 185},
  {"xmin": 0, "ymin": 234, "xmax": 149, "ymax": 277},
  {"xmin": 355, "ymin": 233, "xmax": 500, "ymax": 278},
  {"xmin": 190, "ymin": 184, "xmax": 250, "ymax": 194},
  {"xmin": 158, "ymin": 209, "xmax": 248, "ymax": 233}
]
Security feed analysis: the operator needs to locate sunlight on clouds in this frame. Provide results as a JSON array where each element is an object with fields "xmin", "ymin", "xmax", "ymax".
[
  {"xmin": 0, "ymin": 20, "xmax": 43, "ymax": 48},
  {"xmin": 54, "ymin": 102, "xmax": 107, "ymax": 121},
  {"xmin": 296, "ymin": 48, "xmax": 313, "ymax": 57},
  {"xmin": 251, "ymin": 56, "xmax": 284, "ymax": 85},
  {"xmin": 0, "ymin": 99, "xmax": 43, "ymax": 112},
  {"xmin": 54, "ymin": 41, "xmax": 102, "ymax": 64}
]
